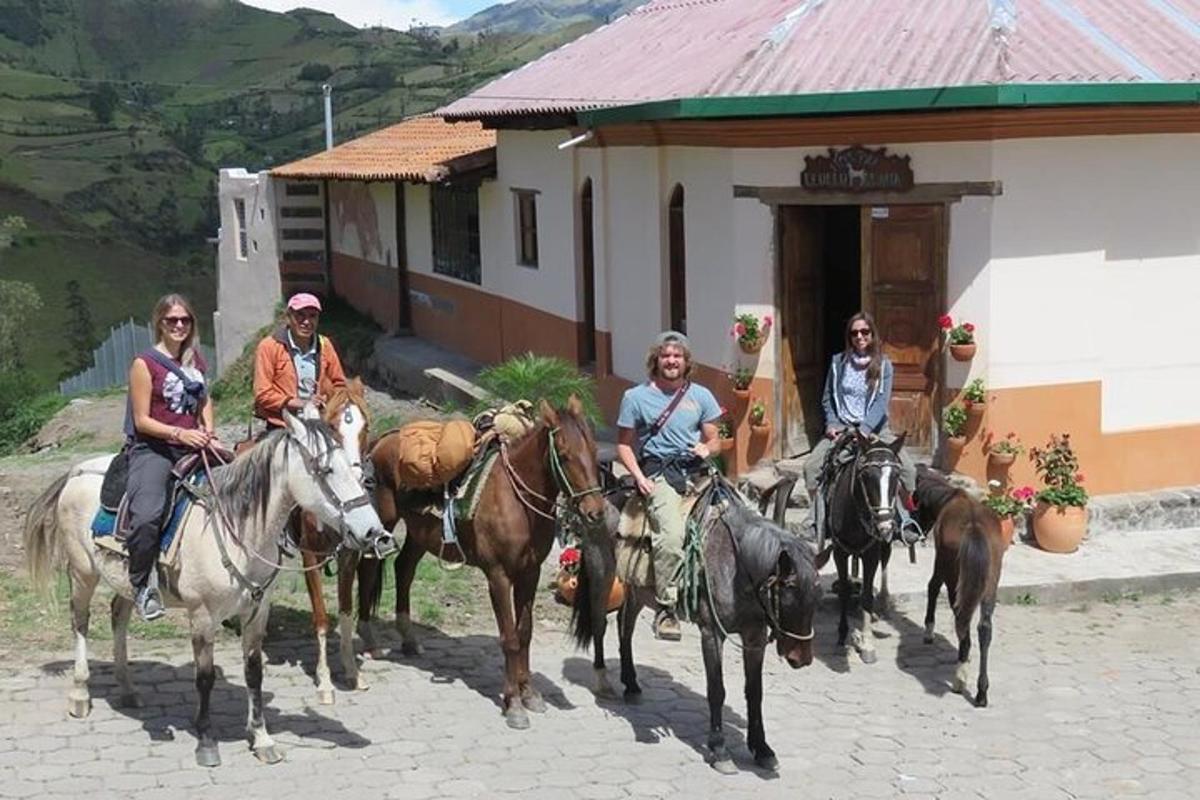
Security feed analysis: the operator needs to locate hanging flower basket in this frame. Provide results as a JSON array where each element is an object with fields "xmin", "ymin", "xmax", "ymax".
[
  {"xmin": 944, "ymin": 434, "xmax": 967, "ymax": 461},
  {"xmin": 950, "ymin": 343, "xmax": 976, "ymax": 362},
  {"xmin": 554, "ymin": 547, "xmax": 626, "ymax": 610},
  {"xmin": 732, "ymin": 313, "xmax": 772, "ymax": 355},
  {"xmin": 989, "ymin": 451, "xmax": 1016, "ymax": 467},
  {"xmin": 940, "ymin": 314, "xmax": 977, "ymax": 361}
]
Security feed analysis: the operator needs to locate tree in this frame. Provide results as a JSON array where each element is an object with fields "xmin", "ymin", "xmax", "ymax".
[
  {"xmin": 0, "ymin": 281, "xmax": 41, "ymax": 373},
  {"xmin": 298, "ymin": 62, "xmax": 333, "ymax": 82},
  {"xmin": 58, "ymin": 280, "xmax": 98, "ymax": 379},
  {"xmin": 0, "ymin": 215, "xmax": 26, "ymax": 249},
  {"xmin": 88, "ymin": 83, "xmax": 120, "ymax": 124}
]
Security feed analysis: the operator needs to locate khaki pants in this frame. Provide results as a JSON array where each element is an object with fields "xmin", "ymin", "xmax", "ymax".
[{"xmin": 644, "ymin": 477, "xmax": 686, "ymax": 608}]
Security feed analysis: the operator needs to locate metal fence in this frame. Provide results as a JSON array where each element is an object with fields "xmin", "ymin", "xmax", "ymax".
[{"xmin": 59, "ymin": 319, "xmax": 214, "ymax": 396}]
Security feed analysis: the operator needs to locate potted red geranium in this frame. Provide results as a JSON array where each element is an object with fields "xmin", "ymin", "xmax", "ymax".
[
  {"xmin": 988, "ymin": 431, "xmax": 1024, "ymax": 468},
  {"xmin": 1029, "ymin": 433, "xmax": 1089, "ymax": 553},
  {"xmin": 940, "ymin": 314, "xmax": 976, "ymax": 361},
  {"xmin": 982, "ymin": 481, "xmax": 1036, "ymax": 547},
  {"xmin": 732, "ymin": 313, "xmax": 773, "ymax": 355},
  {"xmin": 963, "ymin": 378, "xmax": 987, "ymax": 421},
  {"xmin": 727, "ymin": 366, "xmax": 753, "ymax": 403},
  {"xmin": 553, "ymin": 545, "xmax": 625, "ymax": 610}
]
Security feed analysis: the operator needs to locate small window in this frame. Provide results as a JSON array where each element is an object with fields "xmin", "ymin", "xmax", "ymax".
[
  {"xmin": 233, "ymin": 198, "xmax": 248, "ymax": 260},
  {"xmin": 285, "ymin": 182, "xmax": 320, "ymax": 197},
  {"xmin": 513, "ymin": 189, "xmax": 538, "ymax": 267},
  {"xmin": 431, "ymin": 183, "xmax": 481, "ymax": 285},
  {"xmin": 281, "ymin": 228, "xmax": 324, "ymax": 241}
]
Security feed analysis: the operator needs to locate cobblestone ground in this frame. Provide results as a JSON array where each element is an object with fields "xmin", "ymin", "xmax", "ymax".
[{"xmin": 1, "ymin": 592, "xmax": 1198, "ymax": 799}]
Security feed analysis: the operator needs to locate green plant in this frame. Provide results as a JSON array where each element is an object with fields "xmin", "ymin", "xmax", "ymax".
[
  {"xmin": 939, "ymin": 314, "xmax": 975, "ymax": 345},
  {"xmin": 989, "ymin": 431, "xmax": 1025, "ymax": 456},
  {"xmin": 731, "ymin": 312, "xmax": 773, "ymax": 348},
  {"xmin": 942, "ymin": 403, "xmax": 967, "ymax": 437},
  {"xmin": 727, "ymin": 366, "xmax": 754, "ymax": 391},
  {"xmin": 1030, "ymin": 432, "xmax": 1088, "ymax": 508},
  {"xmin": 474, "ymin": 353, "xmax": 600, "ymax": 424},
  {"xmin": 716, "ymin": 407, "xmax": 734, "ymax": 439},
  {"xmin": 982, "ymin": 481, "xmax": 1036, "ymax": 519},
  {"xmin": 964, "ymin": 378, "xmax": 986, "ymax": 404},
  {"xmin": 0, "ymin": 369, "xmax": 68, "ymax": 455},
  {"xmin": 748, "ymin": 399, "xmax": 767, "ymax": 426}
]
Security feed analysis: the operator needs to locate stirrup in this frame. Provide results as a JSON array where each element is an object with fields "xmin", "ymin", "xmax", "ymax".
[
  {"xmin": 653, "ymin": 608, "xmax": 681, "ymax": 642},
  {"xmin": 135, "ymin": 587, "xmax": 165, "ymax": 622}
]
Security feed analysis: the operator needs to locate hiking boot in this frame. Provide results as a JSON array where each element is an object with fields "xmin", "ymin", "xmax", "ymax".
[
  {"xmin": 135, "ymin": 586, "xmax": 165, "ymax": 622},
  {"xmin": 653, "ymin": 608, "xmax": 682, "ymax": 641}
]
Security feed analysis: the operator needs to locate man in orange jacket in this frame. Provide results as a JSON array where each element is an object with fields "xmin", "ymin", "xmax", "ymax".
[{"xmin": 253, "ymin": 293, "xmax": 347, "ymax": 428}]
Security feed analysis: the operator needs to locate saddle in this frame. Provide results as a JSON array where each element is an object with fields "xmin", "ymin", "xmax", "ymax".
[
  {"xmin": 611, "ymin": 473, "xmax": 720, "ymax": 589},
  {"xmin": 90, "ymin": 450, "xmax": 211, "ymax": 566}
]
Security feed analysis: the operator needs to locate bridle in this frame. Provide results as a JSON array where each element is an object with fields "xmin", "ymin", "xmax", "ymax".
[
  {"xmin": 852, "ymin": 443, "xmax": 901, "ymax": 544},
  {"xmin": 285, "ymin": 428, "xmax": 383, "ymax": 553},
  {"xmin": 758, "ymin": 567, "xmax": 816, "ymax": 643},
  {"xmin": 502, "ymin": 424, "xmax": 604, "ymax": 531}
]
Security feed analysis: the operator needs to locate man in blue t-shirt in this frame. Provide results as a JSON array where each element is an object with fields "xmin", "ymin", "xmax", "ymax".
[{"xmin": 616, "ymin": 331, "xmax": 723, "ymax": 641}]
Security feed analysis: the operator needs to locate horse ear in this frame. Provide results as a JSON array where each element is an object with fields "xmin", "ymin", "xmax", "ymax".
[
  {"xmin": 814, "ymin": 544, "xmax": 833, "ymax": 571},
  {"xmin": 566, "ymin": 393, "xmax": 585, "ymax": 418},
  {"xmin": 889, "ymin": 431, "xmax": 908, "ymax": 454},
  {"xmin": 349, "ymin": 376, "xmax": 363, "ymax": 395},
  {"xmin": 282, "ymin": 409, "xmax": 305, "ymax": 438},
  {"xmin": 538, "ymin": 398, "xmax": 560, "ymax": 427}
]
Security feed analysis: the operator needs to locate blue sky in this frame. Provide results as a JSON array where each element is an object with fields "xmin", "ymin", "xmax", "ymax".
[{"xmin": 243, "ymin": 1, "xmax": 505, "ymax": 29}]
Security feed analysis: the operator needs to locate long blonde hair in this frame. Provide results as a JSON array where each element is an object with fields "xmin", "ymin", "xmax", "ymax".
[{"xmin": 150, "ymin": 293, "xmax": 198, "ymax": 365}]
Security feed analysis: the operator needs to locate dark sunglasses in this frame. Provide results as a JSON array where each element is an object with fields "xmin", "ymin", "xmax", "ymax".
[
  {"xmin": 162, "ymin": 316, "xmax": 193, "ymax": 327},
  {"xmin": 849, "ymin": 328, "xmax": 873, "ymax": 337}
]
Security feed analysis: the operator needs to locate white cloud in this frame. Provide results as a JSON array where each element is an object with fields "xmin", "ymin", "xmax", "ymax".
[{"xmin": 242, "ymin": 1, "xmax": 462, "ymax": 30}]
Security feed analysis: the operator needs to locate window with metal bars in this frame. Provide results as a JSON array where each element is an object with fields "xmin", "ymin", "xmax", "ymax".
[{"xmin": 430, "ymin": 183, "xmax": 481, "ymax": 285}]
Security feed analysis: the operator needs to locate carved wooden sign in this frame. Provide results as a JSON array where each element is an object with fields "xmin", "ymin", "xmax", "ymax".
[{"xmin": 801, "ymin": 145, "xmax": 914, "ymax": 192}]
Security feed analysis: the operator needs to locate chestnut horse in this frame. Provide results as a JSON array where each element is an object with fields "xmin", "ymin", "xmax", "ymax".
[
  {"xmin": 294, "ymin": 379, "xmax": 374, "ymax": 704},
  {"xmin": 913, "ymin": 466, "xmax": 1007, "ymax": 707},
  {"xmin": 358, "ymin": 396, "xmax": 606, "ymax": 728}
]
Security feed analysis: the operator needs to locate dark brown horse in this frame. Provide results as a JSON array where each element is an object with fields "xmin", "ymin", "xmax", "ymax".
[
  {"xmin": 358, "ymin": 395, "xmax": 606, "ymax": 729},
  {"xmin": 913, "ymin": 466, "xmax": 1008, "ymax": 707}
]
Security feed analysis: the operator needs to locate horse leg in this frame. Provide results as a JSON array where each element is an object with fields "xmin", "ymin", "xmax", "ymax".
[
  {"xmin": 355, "ymin": 555, "xmax": 382, "ymax": 659},
  {"xmin": 592, "ymin": 619, "xmax": 615, "ymax": 698},
  {"xmin": 974, "ymin": 599, "xmax": 995, "ymax": 708},
  {"xmin": 67, "ymin": 571, "xmax": 98, "ymax": 718},
  {"xmin": 834, "ymin": 551, "xmax": 850, "ymax": 649},
  {"xmin": 924, "ymin": 570, "xmax": 943, "ymax": 644},
  {"xmin": 301, "ymin": 531, "xmax": 335, "ymax": 705},
  {"xmin": 701, "ymin": 623, "xmax": 735, "ymax": 774},
  {"xmin": 190, "ymin": 615, "xmax": 220, "ymax": 767},
  {"xmin": 336, "ymin": 550, "xmax": 368, "ymax": 691},
  {"xmin": 110, "ymin": 594, "xmax": 141, "ymax": 708},
  {"xmin": 618, "ymin": 600, "xmax": 642, "ymax": 699},
  {"xmin": 952, "ymin": 603, "xmax": 973, "ymax": 697},
  {"xmin": 485, "ymin": 569, "xmax": 527, "ymax": 730},
  {"xmin": 242, "ymin": 606, "xmax": 283, "ymax": 764},
  {"xmin": 858, "ymin": 551, "xmax": 878, "ymax": 664},
  {"xmin": 742, "ymin": 628, "xmax": 776, "ymax": 771},
  {"xmin": 392, "ymin": 537, "xmax": 426, "ymax": 656},
  {"xmin": 514, "ymin": 568, "xmax": 545, "ymax": 714},
  {"xmin": 877, "ymin": 542, "xmax": 892, "ymax": 616}
]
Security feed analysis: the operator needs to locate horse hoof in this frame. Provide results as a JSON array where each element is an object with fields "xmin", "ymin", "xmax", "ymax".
[
  {"xmin": 504, "ymin": 707, "xmax": 531, "ymax": 730},
  {"xmin": 253, "ymin": 745, "xmax": 284, "ymax": 764},
  {"xmin": 951, "ymin": 677, "xmax": 966, "ymax": 694},
  {"xmin": 594, "ymin": 681, "xmax": 617, "ymax": 700},
  {"xmin": 923, "ymin": 633, "xmax": 934, "ymax": 644},
  {"xmin": 317, "ymin": 688, "xmax": 335, "ymax": 705},
  {"xmin": 362, "ymin": 649, "xmax": 382, "ymax": 661},
  {"xmin": 974, "ymin": 693, "xmax": 988, "ymax": 708},
  {"xmin": 400, "ymin": 640, "xmax": 423, "ymax": 657},
  {"xmin": 710, "ymin": 758, "xmax": 738, "ymax": 776},
  {"xmin": 623, "ymin": 686, "xmax": 643, "ymax": 704},
  {"xmin": 66, "ymin": 695, "xmax": 90, "ymax": 719},
  {"xmin": 195, "ymin": 744, "xmax": 221, "ymax": 768},
  {"xmin": 520, "ymin": 690, "xmax": 547, "ymax": 714},
  {"xmin": 352, "ymin": 675, "xmax": 370, "ymax": 692},
  {"xmin": 754, "ymin": 753, "xmax": 780, "ymax": 772},
  {"xmin": 860, "ymin": 649, "xmax": 877, "ymax": 665},
  {"xmin": 118, "ymin": 692, "xmax": 143, "ymax": 709}
]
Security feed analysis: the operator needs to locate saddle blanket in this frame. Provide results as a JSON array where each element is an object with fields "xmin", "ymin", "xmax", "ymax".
[{"xmin": 90, "ymin": 474, "xmax": 205, "ymax": 560}]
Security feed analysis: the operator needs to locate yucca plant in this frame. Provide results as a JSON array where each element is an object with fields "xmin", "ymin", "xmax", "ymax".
[{"xmin": 473, "ymin": 353, "xmax": 601, "ymax": 424}]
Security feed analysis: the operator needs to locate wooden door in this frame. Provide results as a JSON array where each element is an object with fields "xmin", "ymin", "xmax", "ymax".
[
  {"xmin": 778, "ymin": 206, "xmax": 826, "ymax": 457},
  {"xmin": 861, "ymin": 204, "xmax": 945, "ymax": 450}
]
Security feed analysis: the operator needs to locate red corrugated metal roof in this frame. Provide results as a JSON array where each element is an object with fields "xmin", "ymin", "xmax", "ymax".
[
  {"xmin": 272, "ymin": 117, "xmax": 495, "ymax": 182},
  {"xmin": 439, "ymin": 0, "xmax": 1200, "ymax": 120}
]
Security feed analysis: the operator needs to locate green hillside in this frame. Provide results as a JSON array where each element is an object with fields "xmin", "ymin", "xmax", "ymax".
[
  {"xmin": 0, "ymin": 0, "xmax": 581, "ymax": 389},
  {"xmin": 450, "ymin": 0, "xmax": 643, "ymax": 34}
]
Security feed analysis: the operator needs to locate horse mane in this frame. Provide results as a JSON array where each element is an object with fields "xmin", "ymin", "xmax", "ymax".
[
  {"xmin": 213, "ymin": 418, "xmax": 339, "ymax": 526},
  {"xmin": 722, "ymin": 500, "xmax": 816, "ymax": 586},
  {"xmin": 323, "ymin": 382, "xmax": 371, "ymax": 429}
]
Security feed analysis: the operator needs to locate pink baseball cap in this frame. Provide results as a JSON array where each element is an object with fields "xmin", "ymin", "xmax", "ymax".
[{"xmin": 287, "ymin": 293, "xmax": 322, "ymax": 312}]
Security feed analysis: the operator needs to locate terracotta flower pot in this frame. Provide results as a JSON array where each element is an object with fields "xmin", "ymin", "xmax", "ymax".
[
  {"xmin": 555, "ymin": 572, "xmax": 626, "ymax": 611},
  {"xmin": 739, "ymin": 337, "xmax": 765, "ymax": 355},
  {"xmin": 732, "ymin": 387, "xmax": 751, "ymax": 404},
  {"xmin": 999, "ymin": 516, "xmax": 1015, "ymax": 548},
  {"xmin": 943, "ymin": 434, "xmax": 967, "ymax": 467},
  {"xmin": 750, "ymin": 421, "xmax": 770, "ymax": 436},
  {"xmin": 1032, "ymin": 502, "xmax": 1087, "ymax": 553},
  {"xmin": 966, "ymin": 400, "xmax": 986, "ymax": 420},
  {"xmin": 989, "ymin": 451, "xmax": 1016, "ymax": 467},
  {"xmin": 949, "ymin": 343, "xmax": 976, "ymax": 361},
  {"xmin": 719, "ymin": 437, "xmax": 735, "ymax": 454}
]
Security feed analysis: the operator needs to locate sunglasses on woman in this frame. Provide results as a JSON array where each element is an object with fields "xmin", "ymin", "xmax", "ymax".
[
  {"xmin": 850, "ymin": 328, "xmax": 872, "ymax": 338},
  {"xmin": 162, "ymin": 316, "xmax": 193, "ymax": 328}
]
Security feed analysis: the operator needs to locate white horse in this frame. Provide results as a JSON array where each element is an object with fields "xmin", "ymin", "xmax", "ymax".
[{"xmin": 23, "ymin": 412, "xmax": 393, "ymax": 767}]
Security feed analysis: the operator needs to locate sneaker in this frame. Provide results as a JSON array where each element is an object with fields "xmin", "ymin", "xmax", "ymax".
[
  {"xmin": 653, "ymin": 608, "xmax": 682, "ymax": 641},
  {"xmin": 135, "ymin": 587, "xmax": 165, "ymax": 622}
]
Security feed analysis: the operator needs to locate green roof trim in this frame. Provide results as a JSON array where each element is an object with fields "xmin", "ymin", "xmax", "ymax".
[{"xmin": 577, "ymin": 83, "xmax": 1200, "ymax": 126}]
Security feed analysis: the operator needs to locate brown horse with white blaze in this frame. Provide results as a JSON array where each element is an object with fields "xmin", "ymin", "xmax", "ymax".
[
  {"xmin": 914, "ymin": 465, "xmax": 1008, "ymax": 707},
  {"xmin": 359, "ymin": 395, "xmax": 606, "ymax": 729}
]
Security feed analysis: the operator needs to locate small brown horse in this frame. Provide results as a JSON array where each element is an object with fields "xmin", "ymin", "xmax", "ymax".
[
  {"xmin": 913, "ymin": 466, "xmax": 1007, "ymax": 707},
  {"xmin": 359, "ymin": 396, "xmax": 606, "ymax": 729},
  {"xmin": 294, "ymin": 379, "xmax": 374, "ymax": 704}
]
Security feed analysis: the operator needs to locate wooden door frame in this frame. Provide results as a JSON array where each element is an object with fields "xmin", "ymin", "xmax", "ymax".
[{"xmin": 761, "ymin": 183, "xmax": 993, "ymax": 455}]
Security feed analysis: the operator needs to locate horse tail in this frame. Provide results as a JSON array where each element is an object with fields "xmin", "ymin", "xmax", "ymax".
[
  {"xmin": 570, "ymin": 523, "xmax": 617, "ymax": 651},
  {"xmin": 360, "ymin": 556, "xmax": 386, "ymax": 620},
  {"xmin": 24, "ymin": 471, "xmax": 70, "ymax": 592},
  {"xmin": 953, "ymin": 506, "xmax": 991, "ymax": 628}
]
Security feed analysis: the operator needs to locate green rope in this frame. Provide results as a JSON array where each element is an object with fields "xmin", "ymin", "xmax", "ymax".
[{"xmin": 675, "ymin": 500, "xmax": 708, "ymax": 622}]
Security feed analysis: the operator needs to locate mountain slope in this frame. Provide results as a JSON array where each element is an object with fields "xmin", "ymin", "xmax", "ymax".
[{"xmin": 449, "ymin": 0, "xmax": 645, "ymax": 35}]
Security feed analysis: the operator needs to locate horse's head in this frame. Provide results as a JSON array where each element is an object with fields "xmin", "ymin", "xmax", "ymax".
[
  {"xmin": 281, "ymin": 411, "xmax": 392, "ymax": 556},
  {"xmin": 539, "ymin": 395, "xmax": 606, "ymax": 527},
  {"xmin": 767, "ymin": 540, "xmax": 829, "ymax": 668},
  {"xmin": 853, "ymin": 430, "xmax": 906, "ymax": 541},
  {"xmin": 323, "ymin": 377, "xmax": 370, "ymax": 483}
]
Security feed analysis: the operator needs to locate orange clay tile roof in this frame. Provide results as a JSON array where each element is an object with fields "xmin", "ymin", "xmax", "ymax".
[{"xmin": 271, "ymin": 116, "xmax": 496, "ymax": 183}]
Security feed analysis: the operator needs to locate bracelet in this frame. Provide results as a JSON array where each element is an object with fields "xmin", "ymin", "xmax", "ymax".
[{"xmin": 169, "ymin": 427, "xmax": 181, "ymax": 443}]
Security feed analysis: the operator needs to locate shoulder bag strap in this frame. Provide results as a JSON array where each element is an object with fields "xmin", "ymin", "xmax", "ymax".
[{"xmin": 648, "ymin": 381, "xmax": 690, "ymax": 439}]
